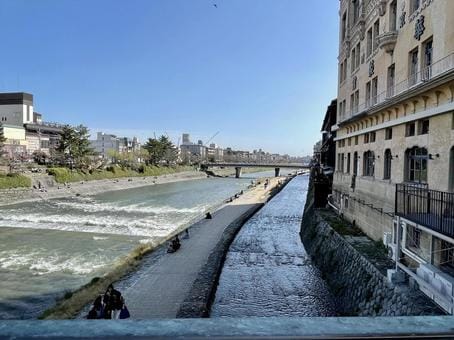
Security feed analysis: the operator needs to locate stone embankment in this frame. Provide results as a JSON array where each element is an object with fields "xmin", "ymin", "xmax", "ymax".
[{"xmin": 300, "ymin": 177, "xmax": 443, "ymax": 316}]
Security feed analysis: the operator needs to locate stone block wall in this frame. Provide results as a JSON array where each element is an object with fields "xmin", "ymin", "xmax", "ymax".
[{"xmin": 301, "ymin": 184, "xmax": 442, "ymax": 316}]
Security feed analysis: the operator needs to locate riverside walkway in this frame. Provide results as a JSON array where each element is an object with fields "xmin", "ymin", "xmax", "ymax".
[{"xmin": 120, "ymin": 178, "xmax": 283, "ymax": 319}]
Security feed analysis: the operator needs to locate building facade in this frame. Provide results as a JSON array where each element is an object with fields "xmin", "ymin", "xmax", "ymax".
[
  {"xmin": 0, "ymin": 93, "xmax": 63, "ymax": 158},
  {"xmin": 90, "ymin": 132, "xmax": 121, "ymax": 159},
  {"xmin": 333, "ymin": 0, "xmax": 454, "ymax": 313}
]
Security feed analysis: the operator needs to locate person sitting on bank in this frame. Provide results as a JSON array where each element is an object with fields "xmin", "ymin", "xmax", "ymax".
[
  {"xmin": 206, "ymin": 212, "xmax": 212, "ymax": 219},
  {"xmin": 167, "ymin": 236, "xmax": 181, "ymax": 253}
]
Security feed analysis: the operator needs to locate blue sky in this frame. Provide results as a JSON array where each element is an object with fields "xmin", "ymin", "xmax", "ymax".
[{"xmin": 0, "ymin": 0, "xmax": 339, "ymax": 156}]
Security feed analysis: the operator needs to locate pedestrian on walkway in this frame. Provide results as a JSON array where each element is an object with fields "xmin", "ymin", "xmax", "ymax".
[{"xmin": 105, "ymin": 284, "xmax": 123, "ymax": 319}]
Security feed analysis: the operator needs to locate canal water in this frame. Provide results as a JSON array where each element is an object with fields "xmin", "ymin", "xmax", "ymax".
[
  {"xmin": 211, "ymin": 175, "xmax": 336, "ymax": 317},
  {"xmin": 0, "ymin": 171, "xmax": 286, "ymax": 320}
]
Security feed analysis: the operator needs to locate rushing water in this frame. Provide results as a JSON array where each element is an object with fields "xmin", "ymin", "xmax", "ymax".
[
  {"xmin": 211, "ymin": 175, "xmax": 336, "ymax": 317},
  {"xmin": 0, "ymin": 170, "xmax": 287, "ymax": 320}
]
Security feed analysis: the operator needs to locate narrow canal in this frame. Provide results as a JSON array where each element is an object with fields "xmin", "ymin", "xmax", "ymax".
[{"xmin": 211, "ymin": 175, "xmax": 336, "ymax": 317}]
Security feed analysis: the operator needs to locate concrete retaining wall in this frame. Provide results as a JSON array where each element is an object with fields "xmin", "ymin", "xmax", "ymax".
[{"xmin": 300, "ymin": 181, "xmax": 442, "ymax": 316}]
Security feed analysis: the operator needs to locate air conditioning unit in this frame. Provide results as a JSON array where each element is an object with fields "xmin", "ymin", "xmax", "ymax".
[
  {"xmin": 387, "ymin": 244, "xmax": 397, "ymax": 261},
  {"xmin": 383, "ymin": 232, "xmax": 393, "ymax": 246},
  {"xmin": 433, "ymin": 271, "xmax": 454, "ymax": 297}
]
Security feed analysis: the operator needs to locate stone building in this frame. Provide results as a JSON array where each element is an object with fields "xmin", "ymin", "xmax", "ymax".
[{"xmin": 332, "ymin": 0, "xmax": 454, "ymax": 313}]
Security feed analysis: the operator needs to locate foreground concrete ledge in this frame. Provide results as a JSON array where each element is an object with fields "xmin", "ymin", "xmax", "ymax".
[{"xmin": 1, "ymin": 317, "xmax": 454, "ymax": 338}]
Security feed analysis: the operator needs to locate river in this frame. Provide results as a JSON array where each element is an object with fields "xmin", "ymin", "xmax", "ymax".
[
  {"xmin": 211, "ymin": 175, "xmax": 336, "ymax": 317},
  {"xmin": 0, "ymin": 170, "xmax": 285, "ymax": 320}
]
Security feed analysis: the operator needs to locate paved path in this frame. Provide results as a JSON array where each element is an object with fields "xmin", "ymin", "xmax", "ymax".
[{"xmin": 123, "ymin": 202, "xmax": 261, "ymax": 319}]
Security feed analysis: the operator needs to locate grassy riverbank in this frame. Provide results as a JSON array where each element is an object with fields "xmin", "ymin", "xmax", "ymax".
[
  {"xmin": 47, "ymin": 165, "xmax": 195, "ymax": 183},
  {"xmin": 0, "ymin": 173, "xmax": 32, "ymax": 189},
  {"xmin": 39, "ymin": 243, "xmax": 155, "ymax": 320}
]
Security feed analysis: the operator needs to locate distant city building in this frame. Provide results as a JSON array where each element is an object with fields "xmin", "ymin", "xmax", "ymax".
[
  {"xmin": 207, "ymin": 143, "xmax": 224, "ymax": 162},
  {"xmin": 179, "ymin": 133, "xmax": 207, "ymax": 163},
  {"xmin": 90, "ymin": 132, "xmax": 120, "ymax": 159},
  {"xmin": 182, "ymin": 133, "xmax": 190, "ymax": 144},
  {"xmin": 0, "ymin": 92, "xmax": 63, "ymax": 158}
]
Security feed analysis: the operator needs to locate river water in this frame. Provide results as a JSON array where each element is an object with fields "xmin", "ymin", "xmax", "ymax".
[
  {"xmin": 0, "ymin": 171, "xmax": 283, "ymax": 320},
  {"xmin": 211, "ymin": 175, "xmax": 336, "ymax": 317}
]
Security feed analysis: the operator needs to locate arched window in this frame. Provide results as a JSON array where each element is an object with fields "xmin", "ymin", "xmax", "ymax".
[
  {"xmin": 384, "ymin": 149, "xmax": 392, "ymax": 180},
  {"xmin": 363, "ymin": 151, "xmax": 375, "ymax": 177},
  {"xmin": 405, "ymin": 147, "xmax": 428, "ymax": 183}
]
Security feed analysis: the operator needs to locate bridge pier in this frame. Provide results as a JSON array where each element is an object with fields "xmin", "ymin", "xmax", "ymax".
[
  {"xmin": 235, "ymin": 167, "xmax": 242, "ymax": 178},
  {"xmin": 275, "ymin": 167, "xmax": 280, "ymax": 177}
]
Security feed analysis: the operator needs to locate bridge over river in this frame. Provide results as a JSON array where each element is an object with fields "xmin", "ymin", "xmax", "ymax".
[{"xmin": 202, "ymin": 163, "xmax": 310, "ymax": 178}]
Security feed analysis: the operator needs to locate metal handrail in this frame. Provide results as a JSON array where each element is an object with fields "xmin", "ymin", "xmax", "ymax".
[
  {"xmin": 347, "ymin": 52, "xmax": 454, "ymax": 118},
  {"xmin": 395, "ymin": 183, "xmax": 454, "ymax": 239}
]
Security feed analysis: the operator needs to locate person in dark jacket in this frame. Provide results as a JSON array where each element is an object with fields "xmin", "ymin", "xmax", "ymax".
[{"xmin": 105, "ymin": 284, "xmax": 123, "ymax": 319}]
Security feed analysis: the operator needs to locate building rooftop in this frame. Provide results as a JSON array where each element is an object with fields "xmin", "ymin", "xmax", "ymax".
[{"xmin": 0, "ymin": 92, "xmax": 33, "ymax": 105}]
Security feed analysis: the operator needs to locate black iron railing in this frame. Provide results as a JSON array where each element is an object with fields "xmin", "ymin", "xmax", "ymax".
[{"xmin": 395, "ymin": 183, "xmax": 454, "ymax": 239}]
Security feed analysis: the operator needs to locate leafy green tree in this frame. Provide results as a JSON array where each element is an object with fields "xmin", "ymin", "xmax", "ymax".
[
  {"xmin": 57, "ymin": 125, "xmax": 94, "ymax": 169},
  {"xmin": 143, "ymin": 135, "xmax": 177, "ymax": 165}
]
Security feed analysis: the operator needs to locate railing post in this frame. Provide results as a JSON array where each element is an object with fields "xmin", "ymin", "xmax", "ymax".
[
  {"xmin": 395, "ymin": 184, "xmax": 398, "ymax": 214},
  {"xmin": 440, "ymin": 192, "xmax": 444, "ymax": 231},
  {"xmin": 427, "ymin": 190, "xmax": 431, "ymax": 214}
]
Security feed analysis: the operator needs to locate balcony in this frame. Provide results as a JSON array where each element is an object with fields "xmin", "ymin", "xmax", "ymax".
[
  {"xmin": 341, "ymin": 52, "xmax": 454, "ymax": 124},
  {"xmin": 395, "ymin": 183, "xmax": 454, "ymax": 239},
  {"xmin": 377, "ymin": 31, "xmax": 398, "ymax": 53}
]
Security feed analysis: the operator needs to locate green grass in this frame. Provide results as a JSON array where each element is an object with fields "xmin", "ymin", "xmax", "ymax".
[
  {"xmin": 318, "ymin": 209, "xmax": 364, "ymax": 236},
  {"xmin": 47, "ymin": 165, "xmax": 195, "ymax": 183},
  {"xmin": 0, "ymin": 173, "xmax": 32, "ymax": 189}
]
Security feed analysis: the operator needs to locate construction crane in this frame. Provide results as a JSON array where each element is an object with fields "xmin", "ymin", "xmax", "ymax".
[{"xmin": 205, "ymin": 131, "xmax": 220, "ymax": 146}]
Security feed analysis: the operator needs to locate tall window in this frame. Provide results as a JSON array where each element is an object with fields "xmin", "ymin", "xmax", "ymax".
[
  {"xmin": 363, "ymin": 151, "xmax": 375, "ymax": 177},
  {"xmin": 409, "ymin": 48, "xmax": 419, "ymax": 86},
  {"xmin": 351, "ymin": 48, "xmax": 357, "ymax": 72},
  {"xmin": 373, "ymin": 20, "xmax": 380, "ymax": 51},
  {"xmin": 353, "ymin": 152, "xmax": 358, "ymax": 175},
  {"xmin": 390, "ymin": 0, "xmax": 397, "ymax": 31},
  {"xmin": 347, "ymin": 153, "xmax": 351, "ymax": 173},
  {"xmin": 366, "ymin": 81, "xmax": 371, "ymax": 107},
  {"xmin": 422, "ymin": 38, "xmax": 433, "ymax": 80},
  {"xmin": 341, "ymin": 12, "xmax": 347, "ymax": 41},
  {"xmin": 354, "ymin": 136, "xmax": 358, "ymax": 145},
  {"xmin": 385, "ymin": 127, "xmax": 393, "ymax": 140},
  {"xmin": 405, "ymin": 147, "xmax": 428, "ymax": 183},
  {"xmin": 371, "ymin": 77, "xmax": 378, "ymax": 105},
  {"xmin": 343, "ymin": 59, "xmax": 347, "ymax": 81},
  {"xmin": 341, "ymin": 153, "xmax": 345, "ymax": 172},
  {"xmin": 418, "ymin": 119, "xmax": 429, "ymax": 135},
  {"xmin": 370, "ymin": 131, "xmax": 376, "ymax": 143},
  {"xmin": 406, "ymin": 122, "xmax": 416, "ymax": 136},
  {"xmin": 387, "ymin": 64, "xmax": 395, "ymax": 97},
  {"xmin": 384, "ymin": 149, "xmax": 392, "ymax": 180},
  {"xmin": 352, "ymin": 0, "xmax": 360, "ymax": 24},
  {"xmin": 408, "ymin": 225, "xmax": 421, "ymax": 248},
  {"xmin": 354, "ymin": 90, "xmax": 359, "ymax": 113},
  {"xmin": 355, "ymin": 42, "xmax": 361, "ymax": 69},
  {"xmin": 367, "ymin": 28, "xmax": 373, "ymax": 57}
]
